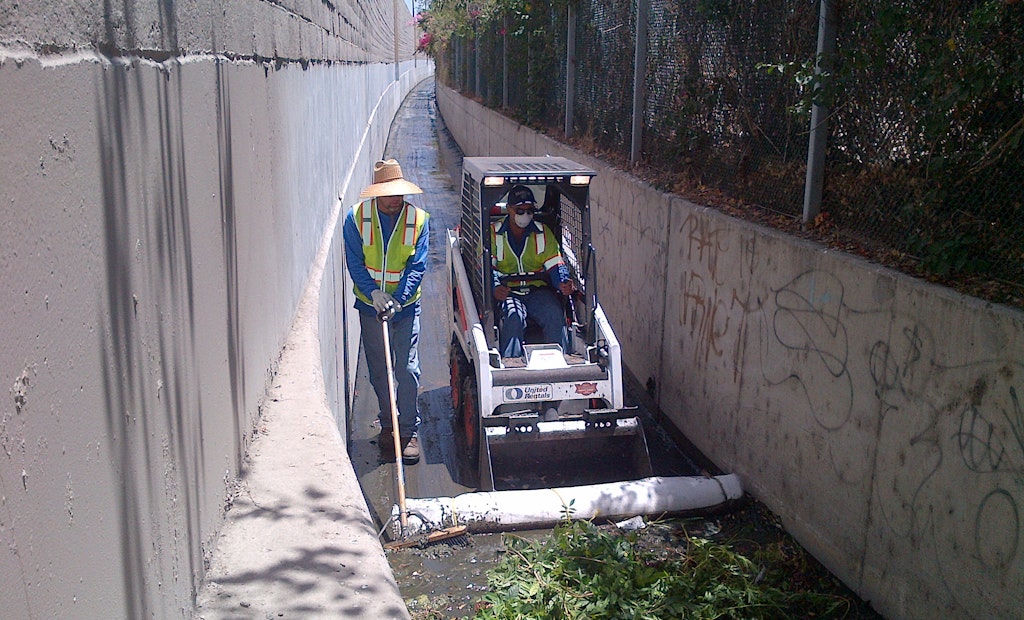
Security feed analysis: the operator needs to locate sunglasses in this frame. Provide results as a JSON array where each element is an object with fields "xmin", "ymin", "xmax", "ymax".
[{"xmin": 509, "ymin": 203, "xmax": 537, "ymax": 214}]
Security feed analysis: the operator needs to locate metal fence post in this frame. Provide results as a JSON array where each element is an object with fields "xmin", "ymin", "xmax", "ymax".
[
  {"xmin": 803, "ymin": 0, "xmax": 837, "ymax": 227},
  {"xmin": 474, "ymin": 23, "xmax": 481, "ymax": 97},
  {"xmin": 503, "ymin": 15, "xmax": 509, "ymax": 109},
  {"xmin": 565, "ymin": 2, "xmax": 577, "ymax": 139},
  {"xmin": 631, "ymin": 0, "xmax": 650, "ymax": 165},
  {"xmin": 460, "ymin": 38, "xmax": 467, "ymax": 90},
  {"xmin": 453, "ymin": 39, "xmax": 458, "ymax": 90}
]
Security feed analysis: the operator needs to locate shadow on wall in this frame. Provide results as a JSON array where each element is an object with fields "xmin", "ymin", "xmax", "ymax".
[
  {"xmin": 215, "ymin": 57, "xmax": 247, "ymax": 475},
  {"xmin": 97, "ymin": 52, "xmax": 150, "ymax": 619},
  {"xmin": 95, "ymin": 22, "xmax": 249, "ymax": 619},
  {"xmin": 101, "ymin": 0, "xmax": 180, "ymax": 51}
]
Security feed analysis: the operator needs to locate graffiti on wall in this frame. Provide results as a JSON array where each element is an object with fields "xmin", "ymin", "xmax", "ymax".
[
  {"xmin": 677, "ymin": 213, "xmax": 739, "ymax": 371},
  {"xmin": 763, "ymin": 270, "xmax": 856, "ymax": 430},
  {"xmin": 672, "ymin": 211, "xmax": 1023, "ymax": 613},
  {"xmin": 869, "ymin": 315, "xmax": 1022, "ymax": 607},
  {"xmin": 956, "ymin": 382, "xmax": 1022, "ymax": 571},
  {"xmin": 742, "ymin": 268, "xmax": 882, "ymax": 487}
]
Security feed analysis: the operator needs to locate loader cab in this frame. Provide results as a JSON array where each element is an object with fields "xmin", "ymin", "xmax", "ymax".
[
  {"xmin": 457, "ymin": 157, "xmax": 598, "ymax": 365},
  {"xmin": 448, "ymin": 156, "xmax": 650, "ymax": 491}
]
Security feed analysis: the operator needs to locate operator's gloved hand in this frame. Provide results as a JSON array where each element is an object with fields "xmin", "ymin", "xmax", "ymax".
[{"xmin": 370, "ymin": 290, "xmax": 398, "ymax": 319}]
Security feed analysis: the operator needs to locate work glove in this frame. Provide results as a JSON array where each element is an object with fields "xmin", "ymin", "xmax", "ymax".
[{"xmin": 370, "ymin": 289, "xmax": 398, "ymax": 321}]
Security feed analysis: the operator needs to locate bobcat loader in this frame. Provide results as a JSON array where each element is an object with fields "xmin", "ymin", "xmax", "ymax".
[{"xmin": 397, "ymin": 156, "xmax": 742, "ymax": 534}]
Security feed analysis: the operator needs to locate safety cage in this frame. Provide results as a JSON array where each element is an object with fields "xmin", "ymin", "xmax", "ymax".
[{"xmin": 457, "ymin": 157, "xmax": 599, "ymax": 359}]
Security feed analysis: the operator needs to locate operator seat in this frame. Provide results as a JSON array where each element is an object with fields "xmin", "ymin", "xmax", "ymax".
[{"xmin": 536, "ymin": 185, "xmax": 561, "ymax": 241}]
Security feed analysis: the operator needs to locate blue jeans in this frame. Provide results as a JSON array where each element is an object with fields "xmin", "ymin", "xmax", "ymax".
[
  {"xmin": 360, "ymin": 307, "xmax": 421, "ymax": 436},
  {"xmin": 498, "ymin": 287, "xmax": 568, "ymax": 358}
]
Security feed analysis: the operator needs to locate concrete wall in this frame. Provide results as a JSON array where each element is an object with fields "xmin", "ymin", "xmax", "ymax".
[
  {"xmin": 0, "ymin": 0, "xmax": 416, "ymax": 64},
  {"xmin": 0, "ymin": 2, "xmax": 431, "ymax": 617},
  {"xmin": 437, "ymin": 83, "xmax": 1024, "ymax": 620}
]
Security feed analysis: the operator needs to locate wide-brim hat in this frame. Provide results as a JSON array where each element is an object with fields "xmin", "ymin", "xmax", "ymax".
[{"xmin": 359, "ymin": 159, "xmax": 423, "ymax": 198}]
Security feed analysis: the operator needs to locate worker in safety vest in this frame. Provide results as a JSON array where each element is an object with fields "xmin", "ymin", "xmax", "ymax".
[
  {"xmin": 491, "ymin": 184, "xmax": 574, "ymax": 358},
  {"xmin": 343, "ymin": 159, "xmax": 430, "ymax": 464}
]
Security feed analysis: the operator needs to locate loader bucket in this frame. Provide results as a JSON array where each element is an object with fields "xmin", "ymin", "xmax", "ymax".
[{"xmin": 483, "ymin": 417, "xmax": 653, "ymax": 492}]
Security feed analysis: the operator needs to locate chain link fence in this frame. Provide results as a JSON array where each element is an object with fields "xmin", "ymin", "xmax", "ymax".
[{"xmin": 431, "ymin": 0, "xmax": 1023, "ymax": 306}]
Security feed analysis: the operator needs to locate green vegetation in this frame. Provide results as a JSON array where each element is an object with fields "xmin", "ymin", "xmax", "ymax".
[
  {"xmin": 472, "ymin": 518, "xmax": 847, "ymax": 620},
  {"xmin": 417, "ymin": 0, "xmax": 555, "ymax": 57}
]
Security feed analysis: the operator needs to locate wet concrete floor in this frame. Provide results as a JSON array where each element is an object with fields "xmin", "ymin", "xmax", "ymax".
[{"xmin": 347, "ymin": 77, "xmax": 708, "ymax": 615}]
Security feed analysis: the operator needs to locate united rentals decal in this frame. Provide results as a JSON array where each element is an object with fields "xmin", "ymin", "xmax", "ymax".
[
  {"xmin": 504, "ymin": 384, "xmax": 553, "ymax": 401},
  {"xmin": 574, "ymin": 382, "xmax": 598, "ymax": 396}
]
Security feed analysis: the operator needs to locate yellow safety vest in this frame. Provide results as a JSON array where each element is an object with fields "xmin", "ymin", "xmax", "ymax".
[
  {"xmin": 353, "ymin": 199, "xmax": 429, "ymax": 306},
  {"xmin": 490, "ymin": 218, "xmax": 564, "ymax": 288}
]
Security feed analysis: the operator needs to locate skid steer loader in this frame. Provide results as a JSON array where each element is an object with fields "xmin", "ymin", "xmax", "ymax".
[
  {"xmin": 447, "ymin": 156, "xmax": 650, "ymax": 492},
  {"xmin": 396, "ymin": 156, "xmax": 742, "ymax": 534}
]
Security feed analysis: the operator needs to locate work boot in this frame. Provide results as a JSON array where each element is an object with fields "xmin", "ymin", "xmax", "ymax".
[
  {"xmin": 378, "ymin": 428, "xmax": 396, "ymax": 462},
  {"xmin": 401, "ymin": 434, "xmax": 420, "ymax": 465}
]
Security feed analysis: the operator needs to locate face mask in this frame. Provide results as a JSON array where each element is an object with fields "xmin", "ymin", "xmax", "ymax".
[{"xmin": 513, "ymin": 212, "xmax": 533, "ymax": 228}]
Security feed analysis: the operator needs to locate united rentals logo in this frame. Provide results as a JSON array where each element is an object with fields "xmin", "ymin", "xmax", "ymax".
[
  {"xmin": 574, "ymin": 382, "xmax": 598, "ymax": 396},
  {"xmin": 505, "ymin": 384, "xmax": 553, "ymax": 401}
]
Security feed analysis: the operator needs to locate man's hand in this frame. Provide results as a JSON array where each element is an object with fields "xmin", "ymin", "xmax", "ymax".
[
  {"xmin": 558, "ymin": 280, "xmax": 575, "ymax": 296},
  {"xmin": 370, "ymin": 290, "xmax": 398, "ymax": 315},
  {"xmin": 493, "ymin": 284, "xmax": 511, "ymax": 301},
  {"xmin": 378, "ymin": 304, "xmax": 397, "ymax": 322}
]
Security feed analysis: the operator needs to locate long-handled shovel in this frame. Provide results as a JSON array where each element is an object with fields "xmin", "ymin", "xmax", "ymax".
[
  {"xmin": 379, "ymin": 312, "xmax": 409, "ymax": 534},
  {"xmin": 379, "ymin": 308, "xmax": 471, "ymax": 550}
]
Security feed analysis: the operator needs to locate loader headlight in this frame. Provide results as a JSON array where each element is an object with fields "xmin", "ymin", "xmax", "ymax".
[
  {"xmin": 569, "ymin": 175, "xmax": 590, "ymax": 186},
  {"xmin": 484, "ymin": 176, "xmax": 505, "ymax": 186}
]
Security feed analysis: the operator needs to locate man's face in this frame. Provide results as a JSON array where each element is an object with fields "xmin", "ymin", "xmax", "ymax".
[
  {"xmin": 508, "ymin": 202, "xmax": 536, "ymax": 230},
  {"xmin": 377, "ymin": 194, "xmax": 404, "ymax": 215}
]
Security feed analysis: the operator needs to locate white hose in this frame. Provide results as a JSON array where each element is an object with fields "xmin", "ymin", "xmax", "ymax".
[{"xmin": 394, "ymin": 474, "xmax": 743, "ymax": 535}]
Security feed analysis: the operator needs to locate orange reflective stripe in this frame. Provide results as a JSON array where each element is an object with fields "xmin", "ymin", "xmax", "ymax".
[
  {"xmin": 402, "ymin": 207, "xmax": 418, "ymax": 245},
  {"xmin": 358, "ymin": 201, "xmax": 375, "ymax": 246},
  {"xmin": 366, "ymin": 266, "xmax": 403, "ymax": 282}
]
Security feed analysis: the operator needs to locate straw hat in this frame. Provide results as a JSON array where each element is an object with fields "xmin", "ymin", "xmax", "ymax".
[{"xmin": 359, "ymin": 159, "xmax": 423, "ymax": 198}]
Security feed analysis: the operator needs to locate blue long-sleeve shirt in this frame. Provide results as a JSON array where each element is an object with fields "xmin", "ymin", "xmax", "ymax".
[{"xmin": 343, "ymin": 202, "xmax": 429, "ymax": 319}]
